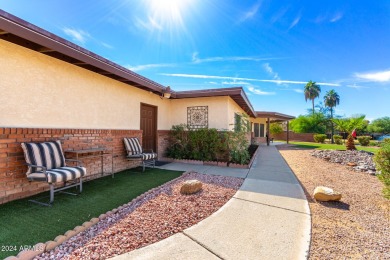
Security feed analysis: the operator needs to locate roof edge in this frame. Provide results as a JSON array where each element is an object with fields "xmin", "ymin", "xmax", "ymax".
[
  {"xmin": 175, "ymin": 87, "xmax": 256, "ymax": 117},
  {"xmin": 0, "ymin": 9, "xmax": 166, "ymax": 94}
]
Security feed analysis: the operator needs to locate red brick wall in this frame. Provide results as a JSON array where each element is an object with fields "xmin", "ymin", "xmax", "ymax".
[
  {"xmin": 0, "ymin": 127, "xmax": 142, "ymax": 204},
  {"xmin": 272, "ymin": 131, "xmax": 314, "ymax": 142},
  {"xmin": 157, "ymin": 130, "xmax": 173, "ymax": 161},
  {"xmin": 251, "ymin": 137, "xmax": 267, "ymax": 144}
]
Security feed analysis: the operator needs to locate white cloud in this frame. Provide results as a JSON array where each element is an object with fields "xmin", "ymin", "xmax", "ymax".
[
  {"xmin": 355, "ymin": 69, "xmax": 390, "ymax": 82},
  {"xmin": 239, "ymin": 1, "xmax": 262, "ymax": 22},
  {"xmin": 271, "ymin": 7, "xmax": 289, "ymax": 24},
  {"xmin": 135, "ymin": 16, "xmax": 163, "ymax": 31},
  {"xmin": 191, "ymin": 52, "xmax": 275, "ymax": 64},
  {"xmin": 293, "ymin": 88, "xmax": 304, "ymax": 93},
  {"xmin": 127, "ymin": 63, "xmax": 175, "ymax": 72},
  {"xmin": 263, "ymin": 63, "xmax": 281, "ymax": 83},
  {"xmin": 160, "ymin": 73, "xmax": 340, "ymax": 86},
  {"xmin": 330, "ymin": 12, "xmax": 343, "ymax": 23},
  {"xmin": 101, "ymin": 42, "xmax": 114, "ymax": 49},
  {"xmin": 289, "ymin": 15, "xmax": 301, "ymax": 29},
  {"xmin": 63, "ymin": 28, "xmax": 90, "ymax": 44},
  {"xmin": 222, "ymin": 81, "xmax": 251, "ymax": 85},
  {"xmin": 63, "ymin": 27, "xmax": 113, "ymax": 49},
  {"xmin": 316, "ymin": 12, "xmax": 344, "ymax": 24},
  {"xmin": 247, "ymin": 86, "xmax": 275, "ymax": 95},
  {"xmin": 208, "ymin": 81, "xmax": 218, "ymax": 85},
  {"xmin": 346, "ymin": 84, "xmax": 367, "ymax": 89}
]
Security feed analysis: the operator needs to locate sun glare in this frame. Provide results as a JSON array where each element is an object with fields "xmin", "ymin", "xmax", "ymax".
[{"xmin": 147, "ymin": 0, "xmax": 192, "ymax": 29}]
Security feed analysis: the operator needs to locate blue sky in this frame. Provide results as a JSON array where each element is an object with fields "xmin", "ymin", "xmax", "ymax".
[{"xmin": 1, "ymin": 0, "xmax": 389, "ymax": 120}]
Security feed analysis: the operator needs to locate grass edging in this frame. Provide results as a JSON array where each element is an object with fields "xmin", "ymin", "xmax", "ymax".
[
  {"xmin": 6, "ymin": 171, "xmax": 189, "ymax": 260},
  {"xmin": 1, "ymin": 168, "xmax": 183, "ymax": 259}
]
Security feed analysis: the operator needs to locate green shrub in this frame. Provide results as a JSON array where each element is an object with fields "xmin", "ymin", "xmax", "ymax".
[
  {"xmin": 374, "ymin": 142, "xmax": 390, "ymax": 199},
  {"xmin": 333, "ymin": 134, "xmax": 342, "ymax": 145},
  {"xmin": 314, "ymin": 134, "xmax": 327, "ymax": 143},
  {"xmin": 369, "ymin": 140, "xmax": 380, "ymax": 147},
  {"xmin": 187, "ymin": 128, "xmax": 222, "ymax": 161},
  {"xmin": 166, "ymin": 124, "xmax": 249, "ymax": 164},
  {"xmin": 357, "ymin": 136, "xmax": 371, "ymax": 146},
  {"xmin": 166, "ymin": 124, "xmax": 189, "ymax": 159},
  {"xmin": 228, "ymin": 114, "xmax": 250, "ymax": 164}
]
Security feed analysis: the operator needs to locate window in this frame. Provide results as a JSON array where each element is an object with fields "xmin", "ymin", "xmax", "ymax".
[
  {"xmin": 254, "ymin": 123, "xmax": 260, "ymax": 137},
  {"xmin": 260, "ymin": 124, "xmax": 265, "ymax": 137},
  {"xmin": 254, "ymin": 123, "xmax": 265, "ymax": 137}
]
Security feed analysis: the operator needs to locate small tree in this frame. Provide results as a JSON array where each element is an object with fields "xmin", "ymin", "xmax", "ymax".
[
  {"xmin": 270, "ymin": 123, "xmax": 283, "ymax": 135},
  {"xmin": 333, "ymin": 115, "xmax": 366, "ymax": 150},
  {"xmin": 290, "ymin": 113, "xmax": 327, "ymax": 133},
  {"xmin": 368, "ymin": 117, "xmax": 390, "ymax": 134},
  {"xmin": 228, "ymin": 113, "xmax": 250, "ymax": 164}
]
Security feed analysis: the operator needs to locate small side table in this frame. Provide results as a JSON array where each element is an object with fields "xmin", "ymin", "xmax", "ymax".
[{"xmin": 65, "ymin": 148, "xmax": 114, "ymax": 178}]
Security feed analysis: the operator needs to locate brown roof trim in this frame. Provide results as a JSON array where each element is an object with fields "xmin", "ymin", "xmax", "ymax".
[
  {"xmin": 0, "ymin": 10, "xmax": 166, "ymax": 94},
  {"xmin": 256, "ymin": 111, "xmax": 295, "ymax": 121},
  {"xmin": 174, "ymin": 87, "xmax": 256, "ymax": 117}
]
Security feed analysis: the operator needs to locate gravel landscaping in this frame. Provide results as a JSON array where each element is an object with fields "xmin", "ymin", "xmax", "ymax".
[
  {"xmin": 311, "ymin": 149, "xmax": 377, "ymax": 175},
  {"xmin": 35, "ymin": 172, "xmax": 243, "ymax": 260},
  {"xmin": 278, "ymin": 145, "xmax": 390, "ymax": 260}
]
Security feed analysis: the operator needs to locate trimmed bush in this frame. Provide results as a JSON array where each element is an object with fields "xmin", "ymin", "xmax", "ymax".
[
  {"xmin": 314, "ymin": 134, "xmax": 327, "ymax": 143},
  {"xmin": 333, "ymin": 134, "xmax": 342, "ymax": 145},
  {"xmin": 166, "ymin": 124, "xmax": 250, "ymax": 164},
  {"xmin": 369, "ymin": 140, "xmax": 380, "ymax": 147},
  {"xmin": 357, "ymin": 136, "xmax": 371, "ymax": 146},
  {"xmin": 374, "ymin": 141, "xmax": 390, "ymax": 199}
]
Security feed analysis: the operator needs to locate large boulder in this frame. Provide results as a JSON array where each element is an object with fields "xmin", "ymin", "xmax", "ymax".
[
  {"xmin": 313, "ymin": 186, "xmax": 342, "ymax": 202},
  {"xmin": 180, "ymin": 180, "xmax": 202, "ymax": 195}
]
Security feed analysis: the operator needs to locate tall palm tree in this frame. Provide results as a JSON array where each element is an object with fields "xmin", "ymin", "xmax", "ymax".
[
  {"xmin": 304, "ymin": 80, "xmax": 321, "ymax": 115},
  {"xmin": 324, "ymin": 90, "xmax": 340, "ymax": 143}
]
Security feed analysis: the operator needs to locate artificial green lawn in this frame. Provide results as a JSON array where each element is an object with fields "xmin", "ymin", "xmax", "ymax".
[
  {"xmin": 289, "ymin": 141, "xmax": 379, "ymax": 154},
  {"xmin": 0, "ymin": 168, "xmax": 182, "ymax": 259}
]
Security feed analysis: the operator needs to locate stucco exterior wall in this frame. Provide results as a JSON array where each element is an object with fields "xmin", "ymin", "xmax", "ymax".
[
  {"xmin": 170, "ymin": 96, "xmax": 230, "ymax": 130},
  {"xmin": 250, "ymin": 118, "xmax": 268, "ymax": 134},
  {"xmin": 227, "ymin": 96, "xmax": 248, "ymax": 131},
  {"xmin": 0, "ymin": 40, "xmax": 171, "ymax": 130}
]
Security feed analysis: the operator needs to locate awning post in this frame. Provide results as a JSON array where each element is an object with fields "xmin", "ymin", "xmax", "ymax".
[
  {"xmin": 287, "ymin": 121, "xmax": 290, "ymax": 144},
  {"xmin": 267, "ymin": 117, "xmax": 270, "ymax": 146}
]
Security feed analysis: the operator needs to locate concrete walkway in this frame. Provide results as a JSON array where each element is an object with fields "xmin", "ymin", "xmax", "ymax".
[{"xmin": 112, "ymin": 144, "xmax": 311, "ymax": 260}]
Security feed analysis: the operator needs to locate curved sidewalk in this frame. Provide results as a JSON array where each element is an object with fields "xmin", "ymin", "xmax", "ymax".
[{"xmin": 111, "ymin": 144, "xmax": 311, "ymax": 260}]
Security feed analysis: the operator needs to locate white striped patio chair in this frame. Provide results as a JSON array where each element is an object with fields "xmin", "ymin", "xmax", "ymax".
[
  {"xmin": 123, "ymin": 137, "xmax": 157, "ymax": 172},
  {"xmin": 21, "ymin": 140, "xmax": 86, "ymax": 206}
]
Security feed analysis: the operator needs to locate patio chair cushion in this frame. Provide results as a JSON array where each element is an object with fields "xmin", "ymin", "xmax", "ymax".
[
  {"xmin": 27, "ymin": 166, "xmax": 86, "ymax": 183},
  {"xmin": 21, "ymin": 140, "xmax": 66, "ymax": 175},
  {"xmin": 126, "ymin": 152, "xmax": 157, "ymax": 160},
  {"xmin": 141, "ymin": 153, "xmax": 157, "ymax": 160},
  {"xmin": 124, "ymin": 137, "xmax": 143, "ymax": 155}
]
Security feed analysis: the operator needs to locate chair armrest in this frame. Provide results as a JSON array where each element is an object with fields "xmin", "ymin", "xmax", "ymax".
[
  {"xmin": 143, "ymin": 149, "xmax": 154, "ymax": 153},
  {"xmin": 65, "ymin": 159, "xmax": 84, "ymax": 167},
  {"xmin": 25, "ymin": 163, "xmax": 47, "ymax": 174}
]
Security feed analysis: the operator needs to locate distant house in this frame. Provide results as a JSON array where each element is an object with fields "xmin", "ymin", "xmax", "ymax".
[{"xmin": 0, "ymin": 10, "xmax": 294, "ymax": 203}]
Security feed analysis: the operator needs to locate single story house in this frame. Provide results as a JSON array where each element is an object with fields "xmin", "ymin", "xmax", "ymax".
[{"xmin": 0, "ymin": 10, "xmax": 294, "ymax": 204}]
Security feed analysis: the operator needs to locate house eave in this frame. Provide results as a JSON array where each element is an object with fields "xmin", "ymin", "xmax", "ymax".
[{"xmin": 0, "ymin": 10, "xmax": 166, "ymax": 95}]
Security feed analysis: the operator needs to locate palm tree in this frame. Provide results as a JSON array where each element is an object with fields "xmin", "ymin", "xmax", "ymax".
[
  {"xmin": 304, "ymin": 80, "xmax": 321, "ymax": 115},
  {"xmin": 324, "ymin": 90, "xmax": 340, "ymax": 143}
]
